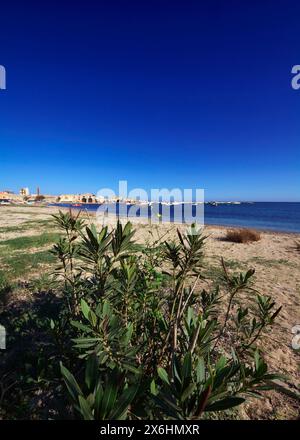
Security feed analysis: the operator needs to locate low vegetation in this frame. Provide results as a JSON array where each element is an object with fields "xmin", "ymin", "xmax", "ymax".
[
  {"xmin": 225, "ymin": 229, "xmax": 261, "ymax": 244},
  {"xmin": 0, "ymin": 232, "xmax": 61, "ymax": 251},
  {"xmin": 0, "ymin": 211, "xmax": 284, "ymax": 419},
  {"xmin": 0, "ymin": 230, "xmax": 60, "ymax": 280}
]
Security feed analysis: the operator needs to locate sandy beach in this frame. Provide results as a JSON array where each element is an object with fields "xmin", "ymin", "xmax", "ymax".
[{"xmin": 0, "ymin": 205, "xmax": 299, "ymax": 419}]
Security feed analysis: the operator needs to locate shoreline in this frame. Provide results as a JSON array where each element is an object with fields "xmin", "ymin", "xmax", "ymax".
[
  {"xmin": 51, "ymin": 205, "xmax": 300, "ymax": 236},
  {"xmin": 204, "ymin": 223, "xmax": 300, "ymax": 236},
  {"xmin": 1, "ymin": 204, "xmax": 300, "ymax": 236}
]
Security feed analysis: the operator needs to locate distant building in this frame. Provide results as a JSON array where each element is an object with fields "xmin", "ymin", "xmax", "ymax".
[
  {"xmin": 0, "ymin": 190, "xmax": 14, "ymax": 195},
  {"xmin": 80, "ymin": 193, "xmax": 98, "ymax": 203},
  {"xmin": 59, "ymin": 193, "xmax": 99, "ymax": 204},
  {"xmin": 0, "ymin": 191, "xmax": 22, "ymax": 202},
  {"xmin": 59, "ymin": 194, "xmax": 77, "ymax": 203},
  {"xmin": 0, "ymin": 190, "xmax": 14, "ymax": 200},
  {"xmin": 19, "ymin": 187, "xmax": 30, "ymax": 196}
]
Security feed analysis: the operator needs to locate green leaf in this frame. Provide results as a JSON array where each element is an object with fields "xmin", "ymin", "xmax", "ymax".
[
  {"xmin": 102, "ymin": 300, "xmax": 111, "ymax": 317},
  {"xmin": 181, "ymin": 383, "xmax": 196, "ymax": 402},
  {"xmin": 85, "ymin": 354, "xmax": 99, "ymax": 390},
  {"xmin": 254, "ymin": 350, "xmax": 260, "ymax": 370},
  {"xmin": 71, "ymin": 320, "xmax": 93, "ymax": 334},
  {"xmin": 196, "ymin": 357, "xmax": 205, "ymax": 383},
  {"xmin": 205, "ymin": 397, "xmax": 245, "ymax": 411},
  {"xmin": 150, "ymin": 379, "xmax": 158, "ymax": 395},
  {"xmin": 94, "ymin": 381, "xmax": 104, "ymax": 419},
  {"xmin": 81, "ymin": 299, "xmax": 90, "ymax": 320},
  {"xmin": 157, "ymin": 367, "xmax": 170, "ymax": 386},
  {"xmin": 152, "ymin": 394, "xmax": 183, "ymax": 419},
  {"xmin": 60, "ymin": 362, "xmax": 83, "ymax": 403},
  {"xmin": 100, "ymin": 377, "xmax": 118, "ymax": 418},
  {"xmin": 110, "ymin": 383, "xmax": 140, "ymax": 419},
  {"xmin": 187, "ymin": 307, "xmax": 194, "ymax": 327},
  {"xmin": 123, "ymin": 322, "xmax": 133, "ymax": 345},
  {"xmin": 122, "ymin": 363, "xmax": 141, "ymax": 375},
  {"xmin": 182, "ymin": 352, "xmax": 192, "ymax": 382},
  {"xmin": 89, "ymin": 309, "xmax": 98, "ymax": 327},
  {"xmin": 79, "ymin": 395, "xmax": 94, "ymax": 420},
  {"xmin": 216, "ymin": 356, "xmax": 227, "ymax": 371}
]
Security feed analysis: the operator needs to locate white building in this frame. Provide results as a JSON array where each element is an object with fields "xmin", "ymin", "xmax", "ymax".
[{"xmin": 19, "ymin": 187, "xmax": 30, "ymax": 196}]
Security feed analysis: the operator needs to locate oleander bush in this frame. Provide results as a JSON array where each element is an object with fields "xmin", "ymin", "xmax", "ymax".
[
  {"xmin": 225, "ymin": 229, "xmax": 261, "ymax": 244},
  {"xmin": 0, "ymin": 211, "xmax": 283, "ymax": 419},
  {"xmin": 52, "ymin": 211, "xmax": 281, "ymax": 420}
]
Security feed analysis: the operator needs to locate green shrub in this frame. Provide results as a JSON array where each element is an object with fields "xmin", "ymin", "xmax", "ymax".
[{"xmin": 49, "ymin": 212, "xmax": 283, "ymax": 420}]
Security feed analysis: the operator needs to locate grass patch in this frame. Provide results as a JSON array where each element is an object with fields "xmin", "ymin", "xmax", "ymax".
[
  {"xmin": 208, "ymin": 256, "xmax": 246, "ymax": 270},
  {"xmin": 0, "ymin": 231, "xmax": 59, "ymax": 280},
  {"xmin": 0, "ymin": 271, "xmax": 13, "ymax": 303},
  {"xmin": 0, "ymin": 219, "xmax": 56, "ymax": 234},
  {"xmin": 248, "ymin": 256, "xmax": 295, "ymax": 268},
  {"xmin": 0, "ymin": 232, "xmax": 61, "ymax": 251},
  {"xmin": 203, "ymin": 258, "xmax": 254, "ymax": 285},
  {"xmin": 203, "ymin": 264, "xmax": 225, "ymax": 282},
  {"xmin": 1, "ymin": 250, "xmax": 56, "ymax": 279},
  {"xmin": 22, "ymin": 219, "xmax": 56, "ymax": 227}
]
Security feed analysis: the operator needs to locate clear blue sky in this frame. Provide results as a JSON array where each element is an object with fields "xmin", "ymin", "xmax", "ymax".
[{"xmin": 0, "ymin": 0, "xmax": 299, "ymax": 201}]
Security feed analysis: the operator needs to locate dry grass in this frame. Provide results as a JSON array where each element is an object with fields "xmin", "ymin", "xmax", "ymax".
[{"xmin": 224, "ymin": 228, "xmax": 261, "ymax": 243}]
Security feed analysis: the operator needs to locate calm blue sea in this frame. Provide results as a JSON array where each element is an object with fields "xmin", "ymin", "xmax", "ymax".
[
  {"xmin": 203, "ymin": 202, "xmax": 300, "ymax": 233},
  {"xmin": 49, "ymin": 202, "xmax": 300, "ymax": 233}
]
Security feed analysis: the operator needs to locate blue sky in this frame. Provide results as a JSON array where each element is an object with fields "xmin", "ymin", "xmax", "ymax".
[{"xmin": 0, "ymin": 0, "xmax": 299, "ymax": 201}]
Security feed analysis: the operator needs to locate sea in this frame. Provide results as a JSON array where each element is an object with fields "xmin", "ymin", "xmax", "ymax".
[{"xmin": 48, "ymin": 202, "xmax": 300, "ymax": 233}]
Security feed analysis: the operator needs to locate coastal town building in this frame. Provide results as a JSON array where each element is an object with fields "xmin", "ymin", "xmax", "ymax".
[
  {"xmin": 0, "ymin": 189, "xmax": 57, "ymax": 204},
  {"xmin": 0, "ymin": 191, "xmax": 19, "ymax": 201},
  {"xmin": 1, "ymin": 189, "xmax": 139, "ymax": 205},
  {"xmin": 19, "ymin": 187, "xmax": 30, "ymax": 196},
  {"xmin": 56, "ymin": 194, "xmax": 142, "ymax": 204},
  {"xmin": 59, "ymin": 193, "xmax": 100, "ymax": 203}
]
